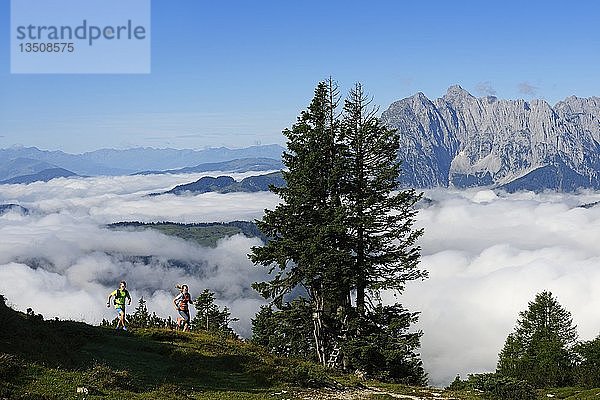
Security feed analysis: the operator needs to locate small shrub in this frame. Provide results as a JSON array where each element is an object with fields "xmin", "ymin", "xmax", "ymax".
[
  {"xmin": 463, "ymin": 373, "xmax": 536, "ymax": 400},
  {"xmin": 0, "ymin": 353, "xmax": 23, "ymax": 380},
  {"xmin": 86, "ymin": 364, "xmax": 135, "ymax": 391},
  {"xmin": 447, "ymin": 374, "xmax": 468, "ymax": 391},
  {"xmin": 277, "ymin": 360, "xmax": 331, "ymax": 387}
]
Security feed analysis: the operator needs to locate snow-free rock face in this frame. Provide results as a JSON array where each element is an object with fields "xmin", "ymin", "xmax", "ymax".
[{"xmin": 381, "ymin": 86, "xmax": 600, "ymax": 191}]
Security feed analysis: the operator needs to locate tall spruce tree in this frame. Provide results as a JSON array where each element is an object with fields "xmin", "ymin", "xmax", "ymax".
[
  {"xmin": 250, "ymin": 81, "xmax": 426, "ymax": 380},
  {"xmin": 334, "ymin": 83, "xmax": 426, "ymax": 381},
  {"xmin": 497, "ymin": 291, "xmax": 578, "ymax": 387},
  {"xmin": 340, "ymin": 83, "xmax": 425, "ymax": 316},
  {"xmin": 250, "ymin": 79, "xmax": 348, "ymax": 364}
]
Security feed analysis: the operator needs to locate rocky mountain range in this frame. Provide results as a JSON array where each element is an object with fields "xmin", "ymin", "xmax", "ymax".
[
  {"xmin": 5, "ymin": 90, "xmax": 600, "ymax": 192},
  {"xmin": 381, "ymin": 86, "xmax": 600, "ymax": 191}
]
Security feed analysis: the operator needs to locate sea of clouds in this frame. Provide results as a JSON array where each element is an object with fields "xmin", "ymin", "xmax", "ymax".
[
  {"xmin": 2, "ymin": 174, "xmax": 600, "ymax": 386},
  {"xmin": 0, "ymin": 172, "xmax": 279, "ymax": 337}
]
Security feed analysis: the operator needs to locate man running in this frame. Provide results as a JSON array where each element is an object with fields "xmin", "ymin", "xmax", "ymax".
[{"xmin": 107, "ymin": 280, "xmax": 132, "ymax": 331}]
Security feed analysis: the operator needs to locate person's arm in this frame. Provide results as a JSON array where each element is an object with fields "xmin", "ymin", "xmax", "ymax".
[
  {"xmin": 126, "ymin": 290, "xmax": 132, "ymax": 305},
  {"xmin": 174, "ymin": 293, "xmax": 182, "ymax": 309},
  {"xmin": 107, "ymin": 290, "xmax": 115, "ymax": 307}
]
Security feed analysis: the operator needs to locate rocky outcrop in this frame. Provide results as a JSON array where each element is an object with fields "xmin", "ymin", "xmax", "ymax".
[{"xmin": 381, "ymin": 86, "xmax": 600, "ymax": 191}]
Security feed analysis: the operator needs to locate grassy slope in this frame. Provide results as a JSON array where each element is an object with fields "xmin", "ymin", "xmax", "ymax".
[
  {"xmin": 2, "ymin": 301, "xmax": 597, "ymax": 399},
  {"xmin": 0, "ymin": 296, "xmax": 470, "ymax": 400},
  {"xmin": 0, "ymin": 297, "xmax": 331, "ymax": 400}
]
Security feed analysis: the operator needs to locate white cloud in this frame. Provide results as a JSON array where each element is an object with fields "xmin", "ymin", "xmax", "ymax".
[
  {"xmin": 0, "ymin": 172, "xmax": 280, "ymax": 224},
  {"xmin": 475, "ymin": 81, "xmax": 497, "ymax": 97},
  {"xmin": 394, "ymin": 188, "xmax": 600, "ymax": 385},
  {"xmin": 518, "ymin": 82, "xmax": 539, "ymax": 96}
]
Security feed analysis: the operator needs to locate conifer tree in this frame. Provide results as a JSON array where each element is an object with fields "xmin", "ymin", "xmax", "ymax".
[
  {"xmin": 130, "ymin": 296, "xmax": 151, "ymax": 328},
  {"xmin": 497, "ymin": 291, "xmax": 577, "ymax": 387},
  {"xmin": 250, "ymin": 80, "xmax": 426, "ymax": 381},
  {"xmin": 340, "ymin": 83, "xmax": 425, "ymax": 316},
  {"xmin": 192, "ymin": 289, "xmax": 238, "ymax": 336},
  {"xmin": 250, "ymin": 79, "xmax": 348, "ymax": 364}
]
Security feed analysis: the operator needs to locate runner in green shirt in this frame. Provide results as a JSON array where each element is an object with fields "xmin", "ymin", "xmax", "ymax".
[{"xmin": 107, "ymin": 280, "xmax": 132, "ymax": 331}]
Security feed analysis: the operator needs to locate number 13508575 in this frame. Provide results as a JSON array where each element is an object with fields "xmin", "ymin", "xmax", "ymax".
[{"xmin": 19, "ymin": 42, "xmax": 74, "ymax": 53}]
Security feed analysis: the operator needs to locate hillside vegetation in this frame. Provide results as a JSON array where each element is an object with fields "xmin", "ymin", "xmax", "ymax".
[
  {"xmin": 0, "ymin": 294, "xmax": 333, "ymax": 399},
  {"xmin": 3, "ymin": 296, "xmax": 600, "ymax": 399},
  {"xmin": 108, "ymin": 221, "xmax": 266, "ymax": 247}
]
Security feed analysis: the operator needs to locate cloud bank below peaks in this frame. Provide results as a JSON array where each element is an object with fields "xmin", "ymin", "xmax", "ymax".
[{"xmin": 395, "ymin": 188, "xmax": 600, "ymax": 385}]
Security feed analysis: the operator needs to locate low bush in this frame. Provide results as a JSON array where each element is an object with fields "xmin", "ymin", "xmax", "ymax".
[
  {"xmin": 275, "ymin": 359, "xmax": 331, "ymax": 387},
  {"xmin": 86, "ymin": 364, "xmax": 136, "ymax": 391},
  {"xmin": 0, "ymin": 353, "xmax": 23, "ymax": 380},
  {"xmin": 450, "ymin": 373, "xmax": 536, "ymax": 400}
]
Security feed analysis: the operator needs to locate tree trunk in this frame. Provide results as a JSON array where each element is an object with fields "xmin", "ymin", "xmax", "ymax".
[
  {"xmin": 312, "ymin": 289, "xmax": 326, "ymax": 365},
  {"xmin": 356, "ymin": 281, "xmax": 366, "ymax": 317}
]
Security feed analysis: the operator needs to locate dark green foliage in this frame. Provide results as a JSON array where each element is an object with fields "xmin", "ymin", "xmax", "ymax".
[
  {"xmin": 251, "ymin": 298, "xmax": 316, "ymax": 360},
  {"xmin": 340, "ymin": 83, "xmax": 425, "ymax": 313},
  {"xmin": 192, "ymin": 289, "xmax": 238, "ymax": 337},
  {"xmin": 452, "ymin": 373, "xmax": 536, "ymax": 400},
  {"xmin": 249, "ymin": 80, "xmax": 350, "ymax": 368},
  {"xmin": 0, "ymin": 353, "xmax": 24, "ymax": 380},
  {"xmin": 343, "ymin": 304, "xmax": 426, "ymax": 384},
  {"xmin": 497, "ymin": 291, "xmax": 577, "ymax": 387},
  {"xmin": 129, "ymin": 296, "xmax": 151, "ymax": 328},
  {"xmin": 573, "ymin": 335, "xmax": 600, "ymax": 387},
  {"xmin": 447, "ymin": 374, "xmax": 468, "ymax": 391},
  {"xmin": 250, "ymin": 80, "xmax": 348, "ymax": 306}
]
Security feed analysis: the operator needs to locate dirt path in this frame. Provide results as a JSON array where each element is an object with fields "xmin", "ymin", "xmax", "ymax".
[{"xmin": 296, "ymin": 386, "xmax": 453, "ymax": 399}]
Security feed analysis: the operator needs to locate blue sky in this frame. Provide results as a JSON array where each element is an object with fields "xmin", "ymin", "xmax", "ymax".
[{"xmin": 1, "ymin": 0, "xmax": 599, "ymax": 153}]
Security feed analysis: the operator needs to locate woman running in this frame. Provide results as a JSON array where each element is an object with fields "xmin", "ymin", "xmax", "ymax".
[{"xmin": 173, "ymin": 284, "xmax": 193, "ymax": 331}]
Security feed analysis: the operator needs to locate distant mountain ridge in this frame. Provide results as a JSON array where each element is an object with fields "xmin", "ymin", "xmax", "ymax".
[
  {"xmin": 160, "ymin": 171, "xmax": 285, "ymax": 195},
  {"xmin": 134, "ymin": 158, "xmax": 284, "ymax": 175},
  {"xmin": 0, "ymin": 145, "xmax": 285, "ymax": 182},
  {"xmin": 0, "ymin": 204, "xmax": 29, "ymax": 215},
  {"xmin": 381, "ymin": 86, "xmax": 600, "ymax": 191},
  {"xmin": 0, "ymin": 168, "xmax": 78, "ymax": 184},
  {"xmin": 81, "ymin": 144, "xmax": 284, "ymax": 171}
]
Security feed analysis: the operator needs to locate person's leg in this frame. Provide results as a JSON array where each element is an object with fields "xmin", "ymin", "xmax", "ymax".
[
  {"xmin": 178, "ymin": 310, "xmax": 189, "ymax": 331},
  {"xmin": 117, "ymin": 308, "xmax": 126, "ymax": 329},
  {"xmin": 115, "ymin": 309, "xmax": 122, "ymax": 329},
  {"xmin": 183, "ymin": 311, "xmax": 190, "ymax": 331},
  {"xmin": 121, "ymin": 308, "xmax": 127, "ymax": 330}
]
